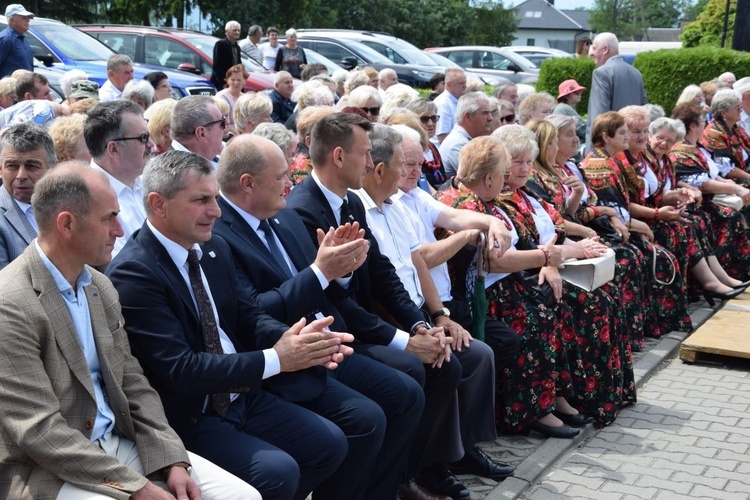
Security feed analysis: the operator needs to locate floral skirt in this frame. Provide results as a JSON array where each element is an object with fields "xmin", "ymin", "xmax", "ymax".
[
  {"xmin": 629, "ymin": 234, "xmax": 693, "ymax": 337},
  {"xmin": 486, "ymin": 277, "xmax": 575, "ymax": 433},
  {"xmin": 601, "ymin": 241, "xmax": 647, "ymax": 351},
  {"xmin": 698, "ymin": 202, "xmax": 750, "ymax": 281}
]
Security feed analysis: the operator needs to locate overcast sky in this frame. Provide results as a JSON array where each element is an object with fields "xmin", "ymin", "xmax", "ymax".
[{"xmin": 507, "ymin": 0, "xmax": 594, "ymax": 9}]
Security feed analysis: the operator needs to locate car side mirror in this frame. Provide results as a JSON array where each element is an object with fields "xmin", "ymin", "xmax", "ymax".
[
  {"xmin": 340, "ymin": 56, "xmax": 358, "ymax": 70},
  {"xmin": 177, "ymin": 63, "xmax": 200, "ymax": 74},
  {"xmin": 31, "ymin": 46, "xmax": 54, "ymax": 67},
  {"xmin": 508, "ymin": 63, "xmax": 521, "ymax": 73}
]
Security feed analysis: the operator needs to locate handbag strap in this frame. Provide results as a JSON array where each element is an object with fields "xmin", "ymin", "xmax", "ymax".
[{"xmin": 652, "ymin": 243, "xmax": 677, "ymax": 287}]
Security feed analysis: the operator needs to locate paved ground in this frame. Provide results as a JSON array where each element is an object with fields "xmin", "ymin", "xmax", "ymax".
[{"xmin": 461, "ymin": 299, "xmax": 728, "ymax": 499}]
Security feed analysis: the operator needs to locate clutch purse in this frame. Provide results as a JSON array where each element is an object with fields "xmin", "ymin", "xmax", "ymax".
[
  {"xmin": 514, "ymin": 271, "xmax": 556, "ymax": 308},
  {"xmin": 711, "ymin": 194, "xmax": 743, "ymax": 211}
]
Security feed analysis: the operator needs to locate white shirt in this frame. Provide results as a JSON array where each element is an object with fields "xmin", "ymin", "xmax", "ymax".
[
  {"xmin": 147, "ymin": 221, "xmax": 281, "ymax": 393},
  {"xmin": 741, "ymin": 110, "xmax": 750, "ymax": 137},
  {"xmin": 259, "ymin": 42, "xmax": 280, "ymax": 71},
  {"xmin": 357, "ymin": 188, "xmax": 424, "ymax": 308},
  {"xmin": 171, "ymin": 140, "xmax": 221, "ymax": 170},
  {"xmin": 90, "ymin": 160, "xmax": 146, "ymax": 257},
  {"xmin": 528, "ymin": 196, "xmax": 557, "ymax": 245},
  {"xmin": 98, "ymin": 79, "xmax": 122, "ymax": 102},
  {"xmin": 432, "ymin": 91, "xmax": 458, "ymax": 145},
  {"xmin": 15, "ymin": 199, "xmax": 37, "ymax": 231},
  {"xmin": 394, "ymin": 188, "xmax": 453, "ymax": 302}
]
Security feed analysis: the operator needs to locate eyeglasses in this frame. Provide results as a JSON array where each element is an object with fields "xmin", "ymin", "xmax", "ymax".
[
  {"xmin": 197, "ymin": 117, "xmax": 227, "ymax": 132},
  {"xmin": 420, "ymin": 115, "xmax": 439, "ymax": 124},
  {"xmin": 111, "ymin": 132, "xmax": 150, "ymax": 145},
  {"xmin": 500, "ymin": 114, "xmax": 516, "ymax": 124},
  {"xmin": 359, "ymin": 107, "xmax": 380, "ymax": 116}
]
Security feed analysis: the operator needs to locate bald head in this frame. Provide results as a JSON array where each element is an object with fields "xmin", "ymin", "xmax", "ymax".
[{"xmin": 378, "ymin": 68, "xmax": 398, "ymax": 91}]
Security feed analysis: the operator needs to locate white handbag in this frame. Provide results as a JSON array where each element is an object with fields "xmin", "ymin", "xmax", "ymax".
[{"xmin": 711, "ymin": 194, "xmax": 743, "ymax": 211}]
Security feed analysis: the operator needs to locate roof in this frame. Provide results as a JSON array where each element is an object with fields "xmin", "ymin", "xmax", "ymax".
[
  {"xmin": 515, "ymin": 0, "xmax": 589, "ymax": 31},
  {"xmin": 560, "ymin": 9, "xmax": 591, "ymax": 31}
]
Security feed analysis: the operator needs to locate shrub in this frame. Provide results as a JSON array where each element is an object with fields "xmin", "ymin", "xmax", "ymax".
[
  {"xmin": 634, "ymin": 47, "xmax": 750, "ymax": 113},
  {"xmin": 535, "ymin": 57, "xmax": 596, "ymax": 116}
]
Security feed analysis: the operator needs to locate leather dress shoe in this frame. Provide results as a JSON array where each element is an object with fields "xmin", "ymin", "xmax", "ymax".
[
  {"xmin": 416, "ymin": 464, "xmax": 470, "ymax": 500},
  {"xmin": 530, "ymin": 420, "xmax": 580, "ymax": 439},
  {"xmin": 553, "ymin": 410, "xmax": 594, "ymax": 427},
  {"xmin": 397, "ymin": 478, "xmax": 451, "ymax": 500},
  {"xmin": 449, "ymin": 446, "xmax": 514, "ymax": 480}
]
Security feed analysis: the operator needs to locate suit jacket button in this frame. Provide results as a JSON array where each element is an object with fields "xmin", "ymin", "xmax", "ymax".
[
  {"xmin": 189, "ymin": 416, "xmax": 198, "ymax": 425},
  {"xmin": 84, "ymin": 420, "xmax": 94, "ymax": 430}
]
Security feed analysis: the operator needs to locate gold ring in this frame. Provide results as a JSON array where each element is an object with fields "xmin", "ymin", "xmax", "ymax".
[{"xmin": 354, "ymin": 257, "xmax": 357, "ymax": 264}]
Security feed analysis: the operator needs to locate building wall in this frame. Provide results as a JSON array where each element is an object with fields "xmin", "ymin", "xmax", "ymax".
[{"xmin": 512, "ymin": 29, "xmax": 578, "ymax": 52}]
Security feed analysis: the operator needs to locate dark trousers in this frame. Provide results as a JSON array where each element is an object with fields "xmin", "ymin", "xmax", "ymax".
[
  {"xmin": 352, "ymin": 343, "xmax": 462, "ymax": 474},
  {"xmin": 189, "ymin": 391, "xmax": 347, "ymax": 500}
]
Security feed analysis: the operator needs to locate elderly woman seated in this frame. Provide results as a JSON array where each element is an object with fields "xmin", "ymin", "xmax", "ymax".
[
  {"xmin": 518, "ymin": 92, "xmax": 555, "ymax": 125},
  {"xmin": 699, "ymin": 89, "xmax": 750, "ymax": 186},
  {"xmin": 122, "ymin": 80, "xmax": 154, "ymax": 110},
  {"xmin": 144, "ymin": 98, "xmax": 177, "ymax": 155},
  {"xmin": 48, "ymin": 113, "xmax": 91, "ymax": 162},
  {"xmin": 233, "ymin": 92, "xmax": 273, "ymax": 135},
  {"xmin": 345, "ymin": 85, "xmax": 382, "ymax": 123}
]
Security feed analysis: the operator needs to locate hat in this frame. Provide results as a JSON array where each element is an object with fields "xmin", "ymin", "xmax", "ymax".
[
  {"xmin": 4, "ymin": 4, "xmax": 34, "ymax": 18},
  {"xmin": 734, "ymin": 77, "xmax": 750, "ymax": 95},
  {"xmin": 69, "ymin": 80, "xmax": 100, "ymax": 100},
  {"xmin": 557, "ymin": 79, "xmax": 586, "ymax": 102}
]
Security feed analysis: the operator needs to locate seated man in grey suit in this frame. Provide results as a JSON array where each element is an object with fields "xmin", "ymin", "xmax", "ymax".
[
  {"xmin": 0, "ymin": 122, "xmax": 55, "ymax": 269},
  {"xmin": 586, "ymin": 32, "xmax": 648, "ymax": 150},
  {"xmin": 0, "ymin": 161, "xmax": 259, "ymax": 499}
]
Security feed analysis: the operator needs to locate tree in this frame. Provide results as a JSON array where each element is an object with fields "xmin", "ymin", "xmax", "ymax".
[
  {"xmin": 589, "ymin": 0, "xmax": 687, "ymax": 40},
  {"xmin": 680, "ymin": 0, "xmax": 735, "ymax": 47}
]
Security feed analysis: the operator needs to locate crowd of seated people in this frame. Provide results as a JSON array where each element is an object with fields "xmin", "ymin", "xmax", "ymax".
[{"xmin": 3, "ymin": 40, "xmax": 750, "ymax": 500}]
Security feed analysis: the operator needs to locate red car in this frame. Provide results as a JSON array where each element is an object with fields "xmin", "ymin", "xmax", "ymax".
[{"xmin": 77, "ymin": 25, "xmax": 300, "ymax": 92}]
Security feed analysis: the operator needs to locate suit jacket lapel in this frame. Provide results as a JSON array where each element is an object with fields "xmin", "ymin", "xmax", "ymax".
[
  {"xmin": 0, "ymin": 187, "xmax": 36, "ymax": 244},
  {"xmin": 271, "ymin": 215, "xmax": 310, "ymax": 273},
  {"xmin": 304, "ymin": 176, "xmax": 338, "ymax": 229},
  {"xmin": 26, "ymin": 248, "xmax": 97, "ymax": 403}
]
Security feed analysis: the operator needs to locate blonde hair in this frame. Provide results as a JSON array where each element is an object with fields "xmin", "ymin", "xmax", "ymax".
[
  {"xmin": 518, "ymin": 92, "xmax": 555, "ymax": 125},
  {"xmin": 296, "ymin": 106, "xmax": 337, "ymax": 140},
  {"xmin": 457, "ymin": 135, "xmax": 510, "ymax": 184},
  {"xmin": 233, "ymin": 92, "xmax": 273, "ymax": 133},
  {"xmin": 144, "ymin": 98, "xmax": 177, "ymax": 149},
  {"xmin": 382, "ymin": 110, "xmax": 429, "ymax": 150},
  {"xmin": 48, "ymin": 114, "xmax": 88, "ymax": 162}
]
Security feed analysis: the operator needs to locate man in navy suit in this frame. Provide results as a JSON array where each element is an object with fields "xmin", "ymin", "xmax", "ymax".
[
  {"xmin": 213, "ymin": 134, "xmax": 427, "ymax": 499},
  {"xmin": 0, "ymin": 122, "xmax": 55, "ymax": 269},
  {"xmin": 107, "ymin": 150, "xmax": 366, "ymax": 500},
  {"xmin": 286, "ymin": 112, "xmax": 471, "ymax": 499}
]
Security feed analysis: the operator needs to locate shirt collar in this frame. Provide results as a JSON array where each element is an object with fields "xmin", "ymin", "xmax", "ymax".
[
  {"xmin": 311, "ymin": 169, "xmax": 344, "ymax": 214},
  {"xmin": 147, "ymin": 220, "xmax": 201, "ymax": 270},
  {"xmin": 90, "ymin": 159, "xmax": 142, "ymax": 193},
  {"xmin": 34, "ymin": 240, "xmax": 92, "ymax": 294},
  {"xmin": 220, "ymin": 193, "xmax": 262, "ymax": 231}
]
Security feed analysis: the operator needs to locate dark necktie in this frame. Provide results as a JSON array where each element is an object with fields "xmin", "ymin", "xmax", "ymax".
[
  {"xmin": 258, "ymin": 220, "xmax": 292, "ymax": 280},
  {"xmin": 340, "ymin": 198, "xmax": 354, "ymax": 225},
  {"xmin": 186, "ymin": 249, "xmax": 231, "ymax": 417}
]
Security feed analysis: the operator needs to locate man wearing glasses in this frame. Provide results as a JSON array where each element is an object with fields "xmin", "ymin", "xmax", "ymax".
[
  {"xmin": 85, "ymin": 100, "xmax": 154, "ymax": 256},
  {"xmin": 170, "ymin": 95, "xmax": 227, "ymax": 169}
]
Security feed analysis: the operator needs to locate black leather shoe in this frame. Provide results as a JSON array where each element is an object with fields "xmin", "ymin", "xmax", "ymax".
[
  {"xmin": 530, "ymin": 420, "xmax": 580, "ymax": 439},
  {"xmin": 449, "ymin": 446, "xmax": 514, "ymax": 480},
  {"xmin": 733, "ymin": 280, "xmax": 750, "ymax": 290},
  {"xmin": 553, "ymin": 410, "xmax": 594, "ymax": 427},
  {"xmin": 397, "ymin": 478, "xmax": 451, "ymax": 500},
  {"xmin": 416, "ymin": 464, "xmax": 471, "ymax": 500},
  {"xmin": 703, "ymin": 287, "xmax": 744, "ymax": 306}
]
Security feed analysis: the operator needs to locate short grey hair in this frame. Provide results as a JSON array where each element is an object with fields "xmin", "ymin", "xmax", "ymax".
[
  {"xmin": 142, "ymin": 150, "xmax": 214, "ymax": 215},
  {"xmin": 649, "ymin": 117, "xmax": 685, "ymax": 138},
  {"xmin": 456, "ymin": 92, "xmax": 490, "ymax": 122},
  {"xmin": 286, "ymin": 28, "xmax": 298, "ymax": 37},
  {"xmin": 292, "ymin": 80, "xmax": 335, "ymax": 109},
  {"xmin": 32, "ymin": 162, "xmax": 102, "ymax": 232},
  {"xmin": 643, "ymin": 103, "xmax": 665, "ymax": 122},
  {"xmin": 545, "ymin": 114, "xmax": 577, "ymax": 131},
  {"xmin": 252, "ymin": 122, "xmax": 296, "ymax": 152},
  {"xmin": 492, "ymin": 82, "xmax": 517, "ymax": 100},
  {"xmin": 60, "ymin": 69, "xmax": 88, "ymax": 98},
  {"xmin": 711, "ymin": 89, "xmax": 741, "ymax": 116},
  {"xmin": 331, "ymin": 69, "xmax": 348, "ymax": 84},
  {"xmin": 248, "ymin": 25, "xmax": 263, "ymax": 37},
  {"xmin": 0, "ymin": 122, "xmax": 56, "ymax": 167},
  {"xmin": 225, "ymin": 20, "xmax": 240, "ymax": 31},
  {"xmin": 391, "ymin": 123, "xmax": 421, "ymax": 146},
  {"xmin": 274, "ymin": 70, "xmax": 292, "ymax": 85},
  {"xmin": 123, "ymin": 80, "xmax": 154, "ymax": 108},
  {"xmin": 344, "ymin": 70, "xmax": 370, "ymax": 95},
  {"xmin": 676, "ymin": 84, "xmax": 703, "ymax": 106},
  {"xmin": 593, "ymin": 32, "xmax": 619, "ymax": 54},
  {"xmin": 171, "ymin": 95, "xmax": 217, "ymax": 139},
  {"xmin": 369, "ymin": 124, "xmax": 403, "ymax": 167},
  {"xmin": 491, "ymin": 124, "xmax": 538, "ymax": 159},
  {"xmin": 217, "ymin": 136, "xmax": 269, "ymax": 195},
  {"xmin": 406, "ymin": 98, "xmax": 437, "ymax": 116},
  {"xmin": 348, "ymin": 85, "xmax": 382, "ymax": 108},
  {"xmin": 497, "ymin": 99, "xmax": 515, "ymax": 114},
  {"xmin": 233, "ymin": 92, "xmax": 273, "ymax": 131},
  {"xmin": 107, "ymin": 54, "xmax": 132, "ymax": 72}
]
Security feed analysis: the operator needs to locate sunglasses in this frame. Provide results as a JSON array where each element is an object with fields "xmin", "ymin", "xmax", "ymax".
[
  {"xmin": 420, "ymin": 115, "xmax": 440, "ymax": 124},
  {"xmin": 196, "ymin": 117, "xmax": 227, "ymax": 133},
  {"xmin": 112, "ymin": 132, "xmax": 151, "ymax": 145},
  {"xmin": 359, "ymin": 107, "xmax": 380, "ymax": 116},
  {"xmin": 500, "ymin": 114, "xmax": 516, "ymax": 124}
]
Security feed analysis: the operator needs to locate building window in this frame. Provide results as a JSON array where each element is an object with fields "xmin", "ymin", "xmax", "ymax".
[{"xmin": 527, "ymin": 38, "xmax": 535, "ymax": 46}]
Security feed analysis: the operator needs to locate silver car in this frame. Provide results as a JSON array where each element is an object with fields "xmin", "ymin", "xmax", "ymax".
[{"xmin": 425, "ymin": 46, "xmax": 539, "ymax": 85}]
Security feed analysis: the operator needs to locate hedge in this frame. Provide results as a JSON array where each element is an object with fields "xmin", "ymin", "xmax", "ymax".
[{"xmin": 536, "ymin": 47, "xmax": 750, "ymax": 117}]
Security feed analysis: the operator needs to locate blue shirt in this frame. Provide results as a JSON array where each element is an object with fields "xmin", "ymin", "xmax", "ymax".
[
  {"xmin": 0, "ymin": 26, "xmax": 33, "ymax": 77},
  {"xmin": 35, "ymin": 242, "xmax": 116, "ymax": 441}
]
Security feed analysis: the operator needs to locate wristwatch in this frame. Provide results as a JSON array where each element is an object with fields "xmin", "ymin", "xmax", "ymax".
[
  {"xmin": 411, "ymin": 321, "xmax": 430, "ymax": 335},
  {"xmin": 431, "ymin": 307, "xmax": 451, "ymax": 321},
  {"xmin": 163, "ymin": 462, "xmax": 192, "ymax": 481}
]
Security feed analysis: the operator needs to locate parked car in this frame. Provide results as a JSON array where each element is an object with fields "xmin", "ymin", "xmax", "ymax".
[
  {"xmin": 423, "ymin": 50, "xmax": 508, "ymax": 86},
  {"xmin": 503, "ymin": 46, "xmax": 572, "ymax": 67},
  {"xmin": 425, "ymin": 46, "xmax": 539, "ymax": 85},
  {"xmin": 273, "ymin": 32, "xmax": 440, "ymax": 88},
  {"xmin": 303, "ymin": 47, "xmax": 346, "ymax": 75},
  {"xmin": 77, "ymin": 25, "xmax": 297, "ymax": 92},
  {"xmin": 5, "ymin": 17, "xmax": 215, "ymax": 98}
]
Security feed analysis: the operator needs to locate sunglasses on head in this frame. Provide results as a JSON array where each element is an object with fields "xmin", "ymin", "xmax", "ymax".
[
  {"xmin": 420, "ymin": 115, "xmax": 440, "ymax": 124},
  {"xmin": 359, "ymin": 107, "xmax": 380, "ymax": 116}
]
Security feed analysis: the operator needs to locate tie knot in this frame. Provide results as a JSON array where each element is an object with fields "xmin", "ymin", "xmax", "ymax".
[
  {"xmin": 258, "ymin": 219, "xmax": 273, "ymax": 233},
  {"xmin": 187, "ymin": 249, "xmax": 200, "ymax": 267}
]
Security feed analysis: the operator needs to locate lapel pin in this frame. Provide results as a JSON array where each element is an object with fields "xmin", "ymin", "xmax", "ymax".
[
  {"xmin": 208, "ymin": 251, "xmax": 216, "ymax": 258},
  {"xmin": 273, "ymin": 218, "xmax": 280, "ymax": 224}
]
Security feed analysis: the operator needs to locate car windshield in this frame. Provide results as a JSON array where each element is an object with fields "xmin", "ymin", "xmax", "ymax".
[
  {"xmin": 386, "ymin": 38, "xmax": 436, "ymax": 66},
  {"xmin": 425, "ymin": 51, "xmax": 461, "ymax": 68},
  {"xmin": 183, "ymin": 34, "xmax": 265, "ymax": 72},
  {"xmin": 33, "ymin": 22, "xmax": 114, "ymax": 61},
  {"xmin": 339, "ymin": 40, "xmax": 393, "ymax": 64}
]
